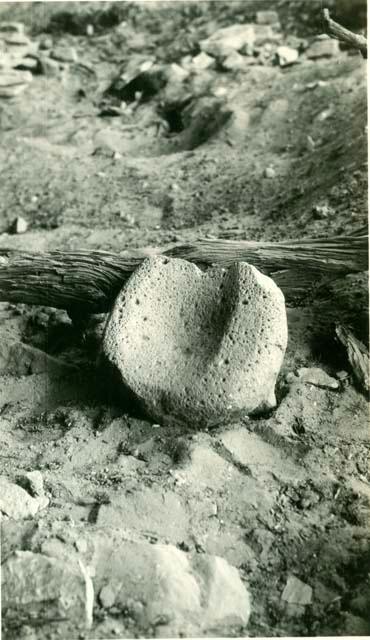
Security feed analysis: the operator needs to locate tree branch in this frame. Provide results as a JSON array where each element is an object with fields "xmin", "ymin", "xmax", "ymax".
[
  {"xmin": 0, "ymin": 234, "xmax": 367, "ymax": 314},
  {"xmin": 322, "ymin": 8, "xmax": 367, "ymax": 58}
]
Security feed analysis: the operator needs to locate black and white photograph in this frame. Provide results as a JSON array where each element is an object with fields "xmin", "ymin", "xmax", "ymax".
[{"xmin": 0, "ymin": 0, "xmax": 368, "ymax": 638}]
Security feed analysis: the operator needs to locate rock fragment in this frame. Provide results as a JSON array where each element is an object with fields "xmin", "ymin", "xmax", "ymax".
[
  {"xmin": 191, "ymin": 51, "xmax": 216, "ymax": 71},
  {"xmin": 0, "ymin": 340, "xmax": 77, "ymax": 377},
  {"xmin": 200, "ymin": 24, "xmax": 274, "ymax": 59},
  {"xmin": 256, "ymin": 10, "xmax": 280, "ymax": 26},
  {"xmin": 4, "ymin": 33, "xmax": 31, "ymax": 47},
  {"xmin": 0, "ymin": 69, "xmax": 32, "ymax": 97},
  {"xmin": 287, "ymin": 367, "xmax": 339, "ymax": 390},
  {"xmin": 19, "ymin": 470, "xmax": 45, "ymax": 498},
  {"xmin": 103, "ymin": 256, "xmax": 287, "ymax": 427},
  {"xmin": 264, "ymin": 166, "xmax": 276, "ymax": 178},
  {"xmin": 222, "ymin": 51, "xmax": 247, "ymax": 71},
  {"xmin": 94, "ymin": 541, "xmax": 251, "ymax": 633},
  {"xmin": 0, "ymin": 22, "xmax": 25, "ymax": 34},
  {"xmin": 306, "ymin": 37, "xmax": 340, "ymax": 59},
  {"xmin": 2, "ymin": 551, "xmax": 93, "ymax": 631},
  {"xmin": 38, "ymin": 55, "xmax": 61, "ymax": 77},
  {"xmin": 276, "ymin": 45, "xmax": 299, "ymax": 67},
  {"xmin": 13, "ymin": 56, "xmax": 38, "ymax": 72},
  {"xmin": 50, "ymin": 46, "xmax": 78, "ymax": 63},
  {"xmin": 282, "ymin": 575, "xmax": 313, "ymax": 605},
  {"xmin": 9, "ymin": 215, "xmax": 28, "ymax": 233},
  {"xmin": 0, "ymin": 476, "xmax": 49, "ymax": 519}
]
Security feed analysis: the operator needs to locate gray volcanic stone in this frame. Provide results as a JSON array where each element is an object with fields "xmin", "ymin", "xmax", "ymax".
[{"xmin": 103, "ymin": 256, "xmax": 287, "ymax": 427}]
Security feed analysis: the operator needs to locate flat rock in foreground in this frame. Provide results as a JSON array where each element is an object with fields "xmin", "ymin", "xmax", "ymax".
[
  {"xmin": 95, "ymin": 541, "xmax": 251, "ymax": 635},
  {"xmin": 2, "ymin": 551, "xmax": 93, "ymax": 634},
  {"xmin": 103, "ymin": 256, "xmax": 287, "ymax": 426}
]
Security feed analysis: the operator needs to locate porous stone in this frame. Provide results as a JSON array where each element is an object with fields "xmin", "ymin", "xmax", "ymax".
[{"xmin": 103, "ymin": 256, "xmax": 287, "ymax": 427}]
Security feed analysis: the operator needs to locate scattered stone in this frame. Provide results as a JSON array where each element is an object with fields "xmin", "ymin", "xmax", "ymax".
[
  {"xmin": 75, "ymin": 537, "xmax": 88, "ymax": 554},
  {"xmin": 0, "ymin": 476, "xmax": 49, "ymax": 519},
  {"xmin": 0, "ymin": 22, "xmax": 25, "ymax": 34},
  {"xmin": 38, "ymin": 55, "xmax": 61, "ymax": 77},
  {"xmin": 287, "ymin": 367, "xmax": 339, "ymax": 390},
  {"xmin": 304, "ymin": 80, "xmax": 328, "ymax": 91},
  {"xmin": 86, "ymin": 24, "xmax": 94, "ymax": 37},
  {"xmin": 2, "ymin": 551, "xmax": 93, "ymax": 631},
  {"xmin": 222, "ymin": 51, "xmax": 247, "ymax": 71},
  {"xmin": 315, "ymin": 106, "xmax": 334, "ymax": 122},
  {"xmin": 306, "ymin": 135, "xmax": 316, "ymax": 151},
  {"xmin": 94, "ymin": 541, "xmax": 251, "ymax": 633},
  {"xmin": 276, "ymin": 45, "xmax": 299, "ymax": 67},
  {"xmin": 282, "ymin": 575, "xmax": 313, "ymax": 605},
  {"xmin": 336, "ymin": 370, "xmax": 349, "ymax": 381},
  {"xmin": 106, "ymin": 64, "xmax": 167, "ymax": 103},
  {"xmin": 264, "ymin": 166, "xmax": 276, "ymax": 178},
  {"xmin": 38, "ymin": 34, "xmax": 53, "ymax": 50},
  {"xmin": 99, "ymin": 583, "xmax": 117, "ymax": 608},
  {"xmin": 191, "ymin": 51, "xmax": 216, "ymax": 71},
  {"xmin": 0, "ymin": 69, "xmax": 32, "ymax": 97},
  {"xmin": 256, "ymin": 10, "xmax": 280, "ymax": 26},
  {"xmin": 50, "ymin": 46, "xmax": 78, "ymax": 63},
  {"xmin": 167, "ymin": 62, "xmax": 189, "ymax": 83},
  {"xmin": 312, "ymin": 202, "xmax": 333, "ymax": 219},
  {"xmin": 9, "ymin": 215, "xmax": 28, "ymax": 233},
  {"xmin": 200, "ymin": 24, "xmax": 274, "ymax": 59},
  {"xmin": 19, "ymin": 470, "xmax": 45, "ymax": 497},
  {"xmin": 13, "ymin": 56, "xmax": 39, "ymax": 72},
  {"xmin": 0, "ymin": 340, "xmax": 77, "ymax": 377},
  {"xmin": 306, "ymin": 38, "xmax": 340, "ymax": 59},
  {"xmin": 4, "ymin": 33, "xmax": 32, "ymax": 47},
  {"xmin": 103, "ymin": 256, "xmax": 287, "ymax": 427}
]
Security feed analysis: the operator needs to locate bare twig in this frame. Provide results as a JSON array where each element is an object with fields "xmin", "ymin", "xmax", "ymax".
[{"xmin": 322, "ymin": 8, "xmax": 367, "ymax": 58}]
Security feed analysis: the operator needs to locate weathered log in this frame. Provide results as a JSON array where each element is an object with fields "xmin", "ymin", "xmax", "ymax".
[
  {"xmin": 335, "ymin": 324, "xmax": 369, "ymax": 394},
  {"xmin": 0, "ymin": 235, "xmax": 367, "ymax": 315},
  {"xmin": 322, "ymin": 8, "xmax": 368, "ymax": 58}
]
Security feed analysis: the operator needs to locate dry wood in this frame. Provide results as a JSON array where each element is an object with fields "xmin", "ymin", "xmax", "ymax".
[
  {"xmin": 336, "ymin": 324, "xmax": 369, "ymax": 394},
  {"xmin": 322, "ymin": 8, "xmax": 367, "ymax": 58},
  {"xmin": 0, "ymin": 234, "xmax": 367, "ymax": 315}
]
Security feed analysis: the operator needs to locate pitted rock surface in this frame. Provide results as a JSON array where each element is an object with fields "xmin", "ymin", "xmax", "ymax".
[{"xmin": 103, "ymin": 256, "xmax": 287, "ymax": 427}]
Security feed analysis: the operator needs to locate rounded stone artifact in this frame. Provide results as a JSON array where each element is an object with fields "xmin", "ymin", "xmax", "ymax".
[{"xmin": 103, "ymin": 256, "xmax": 288, "ymax": 427}]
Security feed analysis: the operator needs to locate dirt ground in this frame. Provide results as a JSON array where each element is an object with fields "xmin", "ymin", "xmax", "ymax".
[{"xmin": 0, "ymin": 1, "xmax": 369, "ymax": 639}]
